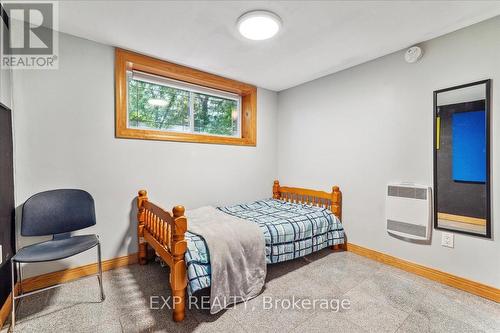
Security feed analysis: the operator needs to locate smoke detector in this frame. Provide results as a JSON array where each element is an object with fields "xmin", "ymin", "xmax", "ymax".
[{"xmin": 405, "ymin": 46, "xmax": 423, "ymax": 63}]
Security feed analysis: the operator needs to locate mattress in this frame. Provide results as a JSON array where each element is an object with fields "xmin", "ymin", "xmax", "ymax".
[{"xmin": 184, "ymin": 198, "xmax": 345, "ymax": 294}]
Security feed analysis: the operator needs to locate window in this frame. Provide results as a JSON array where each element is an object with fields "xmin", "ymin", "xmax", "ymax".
[
  {"xmin": 128, "ymin": 71, "xmax": 240, "ymax": 137},
  {"xmin": 115, "ymin": 49, "xmax": 256, "ymax": 146}
]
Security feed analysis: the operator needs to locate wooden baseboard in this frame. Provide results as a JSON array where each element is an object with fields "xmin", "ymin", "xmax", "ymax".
[
  {"xmin": 22, "ymin": 253, "xmax": 138, "ymax": 292},
  {"xmin": 0, "ymin": 253, "xmax": 138, "ymax": 329},
  {"xmin": 346, "ymin": 243, "xmax": 499, "ymax": 303},
  {"xmin": 0, "ymin": 290, "xmax": 13, "ymax": 329}
]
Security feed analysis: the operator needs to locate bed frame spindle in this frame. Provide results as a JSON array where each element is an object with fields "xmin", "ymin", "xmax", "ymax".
[
  {"xmin": 273, "ymin": 180, "xmax": 342, "ymax": 219},
  {"xmin": 137, "ymin": 190, "xmax": 188, "ymax": 322}
]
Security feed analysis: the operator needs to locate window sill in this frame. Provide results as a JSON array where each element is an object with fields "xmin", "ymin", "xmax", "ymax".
[{"xmin": 116, "ymin": 127, "xmax": 256, "ymax": 146}]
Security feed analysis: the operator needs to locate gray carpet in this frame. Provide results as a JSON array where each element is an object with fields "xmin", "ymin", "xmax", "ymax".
[{"xmin": 2, "ymin": 251, "xmax": 499, "ymax": 333}]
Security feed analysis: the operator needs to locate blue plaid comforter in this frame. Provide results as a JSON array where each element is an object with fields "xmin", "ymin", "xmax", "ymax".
[{"xmin": 184, "ymin": 198, "xmax": 344, "ymax": 294}]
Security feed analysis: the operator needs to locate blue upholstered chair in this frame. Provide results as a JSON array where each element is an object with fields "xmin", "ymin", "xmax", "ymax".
[{"xmin": 11, "ymin": 189, "xmax": 105, "ymax": 328}]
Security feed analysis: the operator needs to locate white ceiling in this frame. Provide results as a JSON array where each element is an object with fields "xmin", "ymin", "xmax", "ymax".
[{"xmin": 55, "ymin": 1, "xmax": 500, "ymax": 91}]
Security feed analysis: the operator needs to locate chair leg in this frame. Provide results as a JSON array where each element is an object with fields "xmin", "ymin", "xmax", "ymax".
[
  {"xmin": 17, "ymin": 262, "xmax": 23, "ymax": 295},
  {"xmin": 97, "ymin": 243, "xmax": 105, "ymax": 301},
  {"xmin": 11, "ymin": 260, "xmax": 16, "ymax": 329}
]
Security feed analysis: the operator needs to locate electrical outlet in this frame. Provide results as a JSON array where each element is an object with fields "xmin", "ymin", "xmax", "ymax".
[{"xmin": 441, "ymin": 232, "xmax": 454, "ymax": 248}]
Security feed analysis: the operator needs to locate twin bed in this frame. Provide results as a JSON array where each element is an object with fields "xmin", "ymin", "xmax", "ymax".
[{"xmin": 136, "ymin": 180, "xmax": 345, "ymax": 321}]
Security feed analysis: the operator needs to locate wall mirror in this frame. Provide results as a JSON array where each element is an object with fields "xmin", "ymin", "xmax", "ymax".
[{"xmin": 434, "ymin": 80, "xmax": 491, "ymax": 238}]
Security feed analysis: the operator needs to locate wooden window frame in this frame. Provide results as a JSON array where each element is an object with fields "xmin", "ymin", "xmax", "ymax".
[{"xmin": 115, "ymin": 48, "xmax": 257, "ymax": 146}]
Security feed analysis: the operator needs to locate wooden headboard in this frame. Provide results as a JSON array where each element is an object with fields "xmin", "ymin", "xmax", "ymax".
[{"xmin": 272, "ymin": 180, "xmax": 342, "ymax": 221}]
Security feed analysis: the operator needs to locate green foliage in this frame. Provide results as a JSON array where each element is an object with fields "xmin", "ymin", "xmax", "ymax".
[
  {"xmin": 128, "ymin": 78, "xmax": 238, "ymax": 136},
  {"xmin": 128, "ymin": 79, "xmax": 189, "ymax": 130},
  {"xmin": 193, "ymin": 93, "xmax": 237, "ymax": 136}
]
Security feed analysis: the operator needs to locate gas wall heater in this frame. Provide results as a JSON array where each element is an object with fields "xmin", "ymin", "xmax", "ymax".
[{"xmin": 386, "ymin": 183, "xmax": 432, "ymax": 241}]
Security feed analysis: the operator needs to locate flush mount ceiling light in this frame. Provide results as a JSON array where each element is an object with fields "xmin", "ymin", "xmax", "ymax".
[{"xmin": 237, "ymin": 10, "xmax": 282, "ymax": 40}]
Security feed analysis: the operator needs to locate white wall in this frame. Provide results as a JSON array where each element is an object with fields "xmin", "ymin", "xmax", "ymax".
[
  {"xmin": 277, "ymin": 16, "xmax": 500, "ymax": 287},
  {"xmin": 12, "ymin": 32, "xmax": 278, "ymax": 277}
]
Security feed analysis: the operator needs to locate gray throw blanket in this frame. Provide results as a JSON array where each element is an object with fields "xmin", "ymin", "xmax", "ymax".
[{"xmin": 186, "ymin": 206, "xmax": 266, "ymax": 314}]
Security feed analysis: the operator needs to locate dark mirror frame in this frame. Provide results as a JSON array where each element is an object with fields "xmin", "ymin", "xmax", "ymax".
[{"xmin": 433, "ymin": 79, "xmax": 491, "ymax": 238}]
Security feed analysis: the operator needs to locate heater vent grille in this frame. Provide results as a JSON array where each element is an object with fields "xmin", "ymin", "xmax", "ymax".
[
  {"xmin": 386, "ymin": 184, "xmax": 432, "ymax": 241},
  {"xmin": 388, "ymin": 185, "xmax": 427, "ymax": 200},
  {"xmin": 387, "ymin": 219, "xmax": 427, "ymax": 238}
]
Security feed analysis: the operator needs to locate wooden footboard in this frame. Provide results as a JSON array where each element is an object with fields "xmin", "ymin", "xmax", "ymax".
[
  {"xmin": 136, "ymin": 190, "xmax": 187, "ymax": 322},
  {"xmin": 136, "ymin": 180, "xmax": 343, "ymax": 322}
]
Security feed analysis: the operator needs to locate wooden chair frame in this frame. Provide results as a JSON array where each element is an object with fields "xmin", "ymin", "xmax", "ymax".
[{"xmin": 136, "ymin": 180, "xmax": 343, "ymax": 322}]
